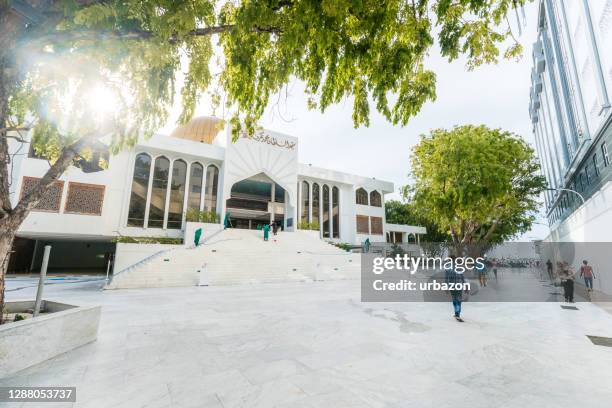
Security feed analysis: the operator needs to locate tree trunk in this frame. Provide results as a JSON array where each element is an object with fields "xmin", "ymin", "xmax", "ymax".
[{"xmin": 0, "ymin": 222, "xmax": 17, "ymax": 324}]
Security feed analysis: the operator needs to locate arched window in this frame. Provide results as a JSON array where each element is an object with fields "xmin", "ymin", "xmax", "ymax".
[
  {"xmin": 301, "ymin": 181, "xmax": 310, "ymax": 224},
  {"xmin": 322, "ymin": 185, "xmax": 330, "ymax": 238},
  {"xmin": 167, "ymin": 159, "xmax": 187, "ymax": 230},
  {"xmin": 370, "ymin": 190, "xmax": 382, "ymax": 207},
  {"xmin": 127, "ymin": 153, "xmax": 152, "ymax": 227},
  {"xmin": 147, "ymin": 156, "xmax": 170, "ymax": 228},
  {"xmin": 187, "ymin": 162, "xmax": 203, "ymax": 211},
  {"xmin": 356, "ymin": 188, "xmax": 368, "ymax": 205},
  {"xmin": 312, "ymin": 183, "xmax": 320, "ymax": 228},
  {"xmin": 332, "ymin": 186, "xmax": 339, "ymax": 238},
  {"xmin": 204, "ymin": 164, "xmax": 219, "ymax": 214}
]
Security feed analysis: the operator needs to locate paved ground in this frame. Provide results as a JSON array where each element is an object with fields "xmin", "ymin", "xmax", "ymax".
[{"xmin": 3, "ymin": 271, "xmax": 612, "ymax": 408}]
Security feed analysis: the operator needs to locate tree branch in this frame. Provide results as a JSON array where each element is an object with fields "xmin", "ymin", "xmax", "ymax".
[
  {"xmin": 11, "ymin": 130, "xmax": 100, "ymax": 221},
  {"xmin": 22, "ymin": 24, "xmax": 282, "ymax": 50}
]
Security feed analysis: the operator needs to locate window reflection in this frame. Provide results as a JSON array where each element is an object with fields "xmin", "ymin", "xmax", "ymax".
[
  {"xmin": 312, "ymin": 183, "xmax": 320, "ymax": 228},
  {"xmin": 370, "ymin": 190, "xmax": 382, "ymax": 207},
  {"xmin": 356, "ymin": 188, "xmax": 368, "ymax": 205},
  {"xmin": 204, "ymin": 165, "xmax": 219, "ymax": 214},
  {"xmin": 301, "ymin": 181, "xmax": 310, "ymax": 224},
  {"xmin": 332, "ymin": 186, "xmax": 339, "ymax": 238},
  {"xmin": 167, "ymin": 159, "xmax": 187, "ymax": 229},
  {"xmin": 322, "ymin": 185, "xmax": 330, "ymax": 238},
  {"xmin": 147, "ymin": 156, "xmax": 170, "ymax": 228},
  {"xmin": 187, "ymin": 163, "xmax": 203, "ymax": 211},
  {"xmin": 127, "ymin": 153, "xmax": 151, "ymax": 227}
]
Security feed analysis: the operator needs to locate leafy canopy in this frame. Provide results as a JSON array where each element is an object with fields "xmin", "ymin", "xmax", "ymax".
[
  {"xmin": 406, "ymin": 125, "xmax": 546, "ymax": 247},
  {"xmin": 6, "ymin": 0, "xmax": 528, "ymax": 158},
  {"xmin": 385, "ymin": 199, "xmax": 450, "ymax": 242}
]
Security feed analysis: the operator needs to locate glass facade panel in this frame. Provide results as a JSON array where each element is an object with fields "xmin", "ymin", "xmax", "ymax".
[
  {"xmin": 332, "ymin": 186, "xmax": 339, "ymax": 238},
  {"xmin": 127, "ymin": 153, "xmax": 151, "ymax": 227},
  {"xmin": 312, "ymin": 183, "xmax": 320, "ymax": 228},
  {"xmin": 369, "ymin": 190, "xmax": 382, "ymax": 207},
  {"xmin": 204, "ymin": 165, "xmax": 219, "ymax": 214},
  {"xmin": 147, "ymin": 156, "xmax": 170, "ymax": 228},
  {"xmin": 356, "ymin": 188, "xmax": 368, "ymax": 205},
  {"xmin": 187, "ymin": 163, "xmax": 203, "ymax": 211},
  {"xmin": 301, "ymin": 181, "xmax": 309, "ymax": 224},
  {"xmin": 167, "ymin": 159, "xmax": 187, "ymax": 230},
  {"xmin": 322, "ymin": 185, "xmax": 330, "ymax": 238}
]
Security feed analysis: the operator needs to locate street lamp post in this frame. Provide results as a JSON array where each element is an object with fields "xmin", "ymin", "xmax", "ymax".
[{"xmin": 546, "ymin": 187, "xmax": 585, "ymax": 205}]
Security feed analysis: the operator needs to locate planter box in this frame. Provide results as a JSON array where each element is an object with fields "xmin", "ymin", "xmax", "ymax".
[{"xmin": 0, "ymin": 300, "xmax": 101, "ymax": 379}]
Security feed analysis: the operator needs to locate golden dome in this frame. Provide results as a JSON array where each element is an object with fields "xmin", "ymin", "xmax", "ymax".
[{"xmin": 170, "ymin": 116, "xmax": 222, "ymax": 144}]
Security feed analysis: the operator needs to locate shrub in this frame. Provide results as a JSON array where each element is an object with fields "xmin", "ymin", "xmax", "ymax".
[
  {"xmin": 332, "ymin": 242, "xmax": 353, "ymax": 252},
  {"xmin": 298, "ymin": 221, "xmax": 320, "ymax": 231},
  {"xmin": 113, "ymin": 236, "xmax": 183, "ymax": 245},
  {"xmin": 185, "ymin": 208, "xmax": 219, "ymax": 223}
]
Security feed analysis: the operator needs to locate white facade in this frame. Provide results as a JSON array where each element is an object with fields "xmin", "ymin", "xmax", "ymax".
[
  {"xmin": 10, "ymin": 117, "xmax": 406, "ymax": 253},
  {"xmin": 529, "ymin": 0, "xmax": 612, "ymax": 242}
]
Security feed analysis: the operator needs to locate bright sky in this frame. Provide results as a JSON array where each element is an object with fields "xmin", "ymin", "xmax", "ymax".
[{"xmin": 168, "ymin": 2, "xmax": 549, "ymax": 240}]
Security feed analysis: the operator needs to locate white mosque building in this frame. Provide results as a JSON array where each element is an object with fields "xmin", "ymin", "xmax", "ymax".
[{"xmin": 8, "ymin": 116, "xmax": 424, "ymax": 276}]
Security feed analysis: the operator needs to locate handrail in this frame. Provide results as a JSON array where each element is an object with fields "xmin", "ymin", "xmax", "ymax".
[{"xmin": 109, "ymin": 226, "xmax": 227, "ymax": 283}]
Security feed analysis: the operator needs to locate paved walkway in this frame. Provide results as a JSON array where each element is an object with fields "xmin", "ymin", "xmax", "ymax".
[{"xmin": 3, "ymin": 276, "xmax": 612, "ymax": 407}]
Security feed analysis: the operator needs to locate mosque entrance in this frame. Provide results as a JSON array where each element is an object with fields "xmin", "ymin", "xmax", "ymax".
[{"xmin": 225, "ymin": 173, "xmax": 287, "ymax": 230}]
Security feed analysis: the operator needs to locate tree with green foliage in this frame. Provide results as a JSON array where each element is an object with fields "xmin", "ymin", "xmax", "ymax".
[
  {"xmin": 0, "ymin": 0, "xmax": 528, "ymax": 318},
  {"xmin": 406, "ymin": 125, "xmax": 546, "ymax": 255}
]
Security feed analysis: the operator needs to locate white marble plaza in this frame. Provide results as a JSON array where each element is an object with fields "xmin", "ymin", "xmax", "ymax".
[{"xmin": 3, "ymin": 275, "xmax": 612, "ymax": 408}]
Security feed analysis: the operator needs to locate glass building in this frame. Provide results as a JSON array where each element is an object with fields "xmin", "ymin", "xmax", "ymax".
[{"xmin": 529, "ymin": 0, "xmax": 612, "ymax": 236}]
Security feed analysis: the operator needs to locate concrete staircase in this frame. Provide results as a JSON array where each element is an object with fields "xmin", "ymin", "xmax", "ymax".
[{"xmin": 107, "ymin": 229, "xmax": 360, "ymax": 289}]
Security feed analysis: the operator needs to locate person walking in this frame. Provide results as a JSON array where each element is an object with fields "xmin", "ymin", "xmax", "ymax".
[
  {"xmin": 546, "ymin": 259, "xmax": 553, "ymax": 280},
  {"xmin": 579, "ymin": 260, "xmax": 595, "ymax": 292},
  {"xmin": 559, "ymin": 262, "xmax": 575, "ymax": 302},
  {"xmin": 492, "ymin": 259, "xmax": 498, "ymax": 280},
  {"xmin": 445, "ymin": 257, "xmax": 467, "ymax": 322},
  {"xmin": 272, "ymin": 222, "xmax": 278, "ymax": 236},
  {"xmin": 194, "ymin": 227, "xmax": 202, "ymax": 247},
  {"xmin": 263, "ymin": 223, "xmax": 270, "ymax": 241},
  {"xmin": 476, "ymin": 260, "xmax": 487, "ymax": 287}
]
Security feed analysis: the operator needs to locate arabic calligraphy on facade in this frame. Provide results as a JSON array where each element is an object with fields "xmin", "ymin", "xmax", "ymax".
[{"xmin": 241, "ymin": 130, "xmax": 296, "ymax": 150}]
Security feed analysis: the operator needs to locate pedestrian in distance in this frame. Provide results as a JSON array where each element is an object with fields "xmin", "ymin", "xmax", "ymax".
[
  {"xmin": 579, "ymin": 260, "xmax": 595, "ymax": 292},
  {"xmin": 445, "ymin": 256, "xmax": 467, "ymax": 322},
  {"xmin": 492, "ymin": 259, "xmax": 498, "ymax": 280},
  {"xmin": 263, "ymin": 223, "xmax": 270, "ymax": 241},
  {"xmin": 476, "ymin": 260, "xmax": 487, "ymax": 287},
  {"xmin": 272, "ymin": 222, "xmax": 278, "ymax": 236},
  {"xmin": 546, "ymin": 259, "xmax": 553, "ymax": 281},
  {"xmin": 559, "ymin": 261, "xmax": 575, "ymax": 303}
]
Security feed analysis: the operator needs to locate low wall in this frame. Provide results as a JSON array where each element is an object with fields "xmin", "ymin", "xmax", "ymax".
[
  {"xmin": 0, "ymin": 300, "xmax": 101, "ymax": 379},
  {"xmin": 113, "ymin": 243, "xmax": 178, "ymax": 273},
  {"xmin": 184, "ymin": 222, "xmax": 224, "ymax": 247}
]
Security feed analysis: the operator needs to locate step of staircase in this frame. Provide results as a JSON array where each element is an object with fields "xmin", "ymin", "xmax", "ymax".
[{"xmin": 107, "ymin": 229, "xmax": 361, "ymax": 289}]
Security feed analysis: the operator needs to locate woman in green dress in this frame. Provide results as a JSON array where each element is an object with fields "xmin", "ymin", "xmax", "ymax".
[{"xmin": 263, "ymin": 223, "xmax": 270, "ymax": 241}]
